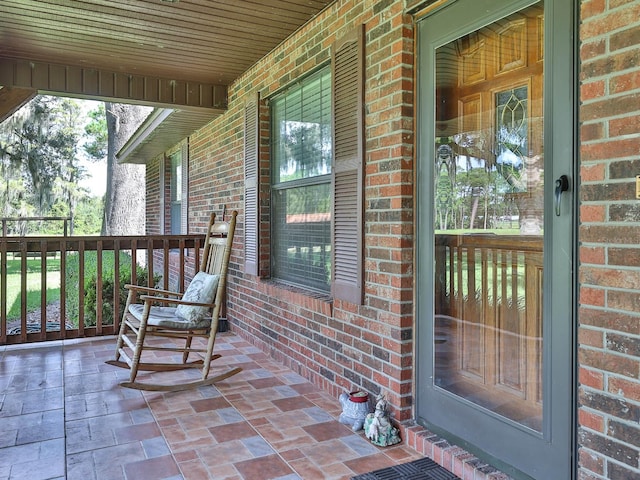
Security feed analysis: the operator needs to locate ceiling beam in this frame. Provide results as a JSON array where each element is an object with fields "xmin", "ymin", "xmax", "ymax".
[
  {"xmin": 0, "ymin": 58, "xmax": 228, "ymax": 113},
  {"xmin": 0, "ymin": 86, "xmax": 37, "ymax": 122}
]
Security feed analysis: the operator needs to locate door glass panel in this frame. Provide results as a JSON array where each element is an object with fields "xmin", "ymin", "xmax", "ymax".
[{"xmin": 433, "ymin": 2, "xmax": 544, "ymax": 432}]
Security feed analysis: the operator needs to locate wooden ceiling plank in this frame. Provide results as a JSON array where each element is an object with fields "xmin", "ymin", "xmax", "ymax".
[
  {"xmin": 1, "ymin": 24, "xmax": 261, "ymax": 61},
  {"xmin": 0, "ymin": 24, "xmax": 261, "ymax": 66},
  {"xmin": 83, "ymin": 0, "xmax": 328, "ymax": 25},
  {"xmin": 205, "ymin": 0, "xmax": 331, "ymax": 17},
  {"xmin": 1, "ymin": 6, "xmax": 291, "ymax": 49},
  {"xmin": 181, "ymin": 0, "xmax": 329, "ymax": 25},
  {"xmin": 0, "ymin": 20, "xmax": 287, "ymax": 71},
  {"xmin": 0, "ymin": 24, "xmax": 263, "ymax": 75},
  {"xmin": 4, "ymin": 1, "xmax": 303, "ymax": 40},
  {"xmin": 0, "ymin": 0, "xmax": 334, "ymax": 94}
]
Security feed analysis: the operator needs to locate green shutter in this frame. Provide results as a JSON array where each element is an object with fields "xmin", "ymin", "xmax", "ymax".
[
  {"xmin": 332, "ymin": 25, "xmax": 364, "ymax": 304},
  {"xmin": 244, "ymin": 94, "xmax": 259, "ymax": 276}
]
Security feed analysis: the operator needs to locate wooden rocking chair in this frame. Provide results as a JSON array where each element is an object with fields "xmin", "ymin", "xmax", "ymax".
[{"xmin": 106, "ymin": 210, "xmax": 241, "ymax": 391}]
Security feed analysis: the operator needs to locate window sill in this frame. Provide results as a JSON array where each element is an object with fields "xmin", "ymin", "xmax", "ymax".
[{"xmin": 256, "ymin": 278, "xmax": 333, "ymax": 316}]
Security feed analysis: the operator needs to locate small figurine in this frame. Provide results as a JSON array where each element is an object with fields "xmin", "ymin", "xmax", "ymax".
[
  {"xmin": 338, "ymin": 391, "xmax": 371, "ymax": 431},
  {"xmin": 364, "ymin": 394, "xmax": 401, "ymax": 447}
]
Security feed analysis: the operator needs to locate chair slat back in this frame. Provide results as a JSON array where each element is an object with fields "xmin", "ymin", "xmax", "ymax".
[{"xmin": 200, "ymin": 211, "xmax": 237, "ymax": 278}]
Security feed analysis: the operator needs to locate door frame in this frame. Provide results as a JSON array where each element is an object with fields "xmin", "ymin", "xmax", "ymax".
[{"xmin": 414, "ymin": 0, "xmax": 578, "ymax": 478}]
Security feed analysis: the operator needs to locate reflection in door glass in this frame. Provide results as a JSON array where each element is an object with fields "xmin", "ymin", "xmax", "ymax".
[{"xmin": 433, "ymin": 2, "xmax": 544, "ymax": 432}]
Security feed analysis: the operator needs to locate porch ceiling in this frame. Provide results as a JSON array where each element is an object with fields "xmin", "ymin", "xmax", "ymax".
[{"xmin": 0, "ymin": 0, "xmax": 334, "ymax": 159}]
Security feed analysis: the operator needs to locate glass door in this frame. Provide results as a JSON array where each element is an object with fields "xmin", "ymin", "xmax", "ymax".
[{"xmin": 416, "ymin": 1, "xmax": 575, "ymax": 478}]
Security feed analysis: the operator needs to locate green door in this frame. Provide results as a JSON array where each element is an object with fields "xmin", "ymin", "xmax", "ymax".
[{"xmin": 416, "ymin": 0, "xmax": 575, "ymax": 478}]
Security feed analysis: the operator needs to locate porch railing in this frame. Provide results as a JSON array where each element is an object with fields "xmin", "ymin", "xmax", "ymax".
[
  {"xmin": 2, "ymin": 216, "xmax": 74, "ymax": 236},
  {"xmin": 0, "ymin": 234, "xmax": 205, "ymax": 345}
]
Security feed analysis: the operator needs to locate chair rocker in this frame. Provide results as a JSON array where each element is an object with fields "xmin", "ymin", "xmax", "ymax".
[{"xmin": 106, "ymin": 210, "xmax": 241, "ymax": 392}]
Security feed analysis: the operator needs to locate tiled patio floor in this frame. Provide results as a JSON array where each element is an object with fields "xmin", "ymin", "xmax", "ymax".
[{"xmin": 0, "ymin": 333, "xmax": 422, "ymax": 479}]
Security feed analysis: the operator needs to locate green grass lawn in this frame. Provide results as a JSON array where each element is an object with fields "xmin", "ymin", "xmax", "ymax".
[{"xmin": 3, "ymin": 257, "xmax": 61, "ymax": 320}]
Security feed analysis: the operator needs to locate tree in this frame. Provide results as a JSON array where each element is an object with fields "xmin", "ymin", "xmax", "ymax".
[
  {"xmin": 101, "ymin": 103, "xmax": 149, "ymax": 235},
  {"xmin": 0, "ymin": 95, "xmax": 89, "ymax": 234},
  {"xmin": 84, "ymin": 105, "xmax": 108, "ymax": 160}
]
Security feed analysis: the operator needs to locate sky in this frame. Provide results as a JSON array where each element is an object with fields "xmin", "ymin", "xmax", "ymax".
[
  {"xmin": 77, "ymin": 100, "xmax": 107, "ymax": 197},
  {"xmin": 79, "ymin": 159, "xmax": 107, "ymax": 197}
]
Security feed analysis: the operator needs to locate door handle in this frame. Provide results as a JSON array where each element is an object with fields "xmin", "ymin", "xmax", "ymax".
[{"xmin": 554, "ymin": 175, "xmax": 569, "ymax": 216}]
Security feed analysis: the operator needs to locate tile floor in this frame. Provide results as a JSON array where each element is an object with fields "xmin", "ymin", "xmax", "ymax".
[{"xmin": 0, "ymin": 333, "xmax": 422, "ymax": 480}]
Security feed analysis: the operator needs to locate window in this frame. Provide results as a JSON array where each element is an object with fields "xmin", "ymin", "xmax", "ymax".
[
  {"xmin": 170, "ymin": 151, "xmax": 182, "ymax": 234},
  {"xmin": 244, "ymin": 26, "xmax": 364, "ymax": 303},
  {"xmin": 271, "ymin": 68, "xmax": 332, "ymax": 291},
  {"xmin": 168, "ymin": 142, "xmax": 188, "ymax": 235}
]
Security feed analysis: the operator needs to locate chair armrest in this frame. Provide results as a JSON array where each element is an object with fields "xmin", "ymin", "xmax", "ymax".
[
  {"xmin": 124, "ymin": 284, "xmax": 182, "ymax": 297},
  {"xmin": 140, "ymin": 295, "xmax": 215, "ymax": 308}
]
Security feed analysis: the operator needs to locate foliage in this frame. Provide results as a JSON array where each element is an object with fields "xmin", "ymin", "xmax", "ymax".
[
  {"xmin": 0, "ymin": 96, "xmax": 83, "ymax": 221},
  {"xmin": 84, "ymin": 104, "xmax": 108, "ymax": 160},
  {"xmin": 72, "ymin": 197, "xmax": 104, "ymax": 235},
  {"xmin": 64, "ymin": 250, "xmax": 158, "ymax": 327},
  {"xmin": 0, "ymin": 95, "xmax": 106, "ymax": 235},
  {"xmin": 46, "ymin": 196, "xmax": 104, "ymax": 235}
]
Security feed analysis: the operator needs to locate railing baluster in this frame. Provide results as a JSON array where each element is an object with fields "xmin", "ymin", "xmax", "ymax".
[
  {"xmin": 20, "ymin": 241, "xmax": 27, "ymax": 343},
  {"xmin": 78, "ymin": 240, "xmax": 85, "ymax": 335},
  {"xmin": 194, "ymin": 238, "xmax": 201, "ymax": 286},
  {"xmin": 179, "ymin": 238, "xmax": 186, "ymax": 292},
  {"xmin": 60, "ymin": 239, "xmax": 67, "ymax": 339},
  {"xmin": 96, "ymin": 240, "xmax": 103, "ymax": 335},
  {"xmin": 147, "ymin": 239, "xmax": 154, "ymax": 289},
  {"xmin": 1, "ymin": 241, "xmax": 6, "ymax": 343},
  {"xmin": 163, "ymin": 238, "xmax": 170, "ymax": 291},
  {"xmin": 113, "ymin": 239, "xmax": 120, "ymax": 331},
  {"xmin": 456, "ymin": 243, "xmax": 463, "ymax": 320},
  {"xmin": 40, "ymin": 241, "xmax": 47, "ymax": 341},
  {"xmin": 131, "ymin": 240, "xmax": 137, "ymax": 285}
]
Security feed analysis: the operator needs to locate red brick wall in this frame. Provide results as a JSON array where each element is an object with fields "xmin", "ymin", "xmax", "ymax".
[
  {"xmin": 146, "ymin": 157, "xmax": 162, "ymax": 235},
  {"xmin": 146, "ymin": 148, "xmax": 201, "ymax": 291},
  {"xmin": 188, "ymin": 0, "xmax": 415, "ymax": 417},
  {"xmin": 578, "ymin": 1, "xmax": 640, "ymax": 479},
  {"xmin": 144, "ymin": 0, "xmax": 640, "ymax": 478}
]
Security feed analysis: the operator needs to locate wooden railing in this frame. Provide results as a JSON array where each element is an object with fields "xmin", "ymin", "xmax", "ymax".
[
  {"xmin": 0, "ymin": 234, "xmax": 205, "ymax": 345},
  {"xmin": 2, "ymin": 216, "xmax": 73, "ymax": 236}
]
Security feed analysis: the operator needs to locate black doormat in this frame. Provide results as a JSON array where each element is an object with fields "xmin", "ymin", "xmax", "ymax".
[{"xmin": 351, "ymin": 457, "xmax": 460, "ymax": 480}]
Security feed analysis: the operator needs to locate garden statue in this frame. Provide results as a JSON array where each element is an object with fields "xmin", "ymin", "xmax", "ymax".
[
  {"xmin": 364, "ymin": 393, "xmax": 401, "ymax": 447},
  {"xmin": 338, "ymin": 391, "xmax": 371, "ymax": 431}
]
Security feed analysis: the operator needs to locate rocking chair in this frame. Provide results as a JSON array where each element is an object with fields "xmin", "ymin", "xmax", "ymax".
[{"xmin": 106, "ymin": 210, "xmax": 241, "ymax": 391}]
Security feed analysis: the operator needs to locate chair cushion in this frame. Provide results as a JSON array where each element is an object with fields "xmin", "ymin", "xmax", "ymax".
[
  {"xmin": 175, "ymin": 272, "xmax": 220, "ymax": 323},
  {"xmin": 127, "ymin": 272, "xmax": 219, "ymax": 330},
  {"xmin": 128, "ymin": 304, "xmax": 212, "ymax": 330}
]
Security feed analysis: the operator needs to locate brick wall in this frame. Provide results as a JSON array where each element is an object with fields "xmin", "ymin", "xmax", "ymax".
[
  {"xmin": 146, "ymin": 147, "xmax": 200, "ymax": 291},
  {"xmin": 143, "ymin": 0, "xmax": 640, "ymax": 478},
  {"xmin": 578, "ymin": 0, "xmax": 640, "ymax": 479},
  {"xmin": 188, "ymin": 0, "xmax": 415, "ymax": 417},
  {"xmin": 146, "ymin": 157, "xmax": 162, "ymax": 235}
]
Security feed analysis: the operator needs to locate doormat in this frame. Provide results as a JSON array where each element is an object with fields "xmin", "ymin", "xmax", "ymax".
[{"xmin": 351, "ymin": 457, "xmax": 460, "ymax": 480}]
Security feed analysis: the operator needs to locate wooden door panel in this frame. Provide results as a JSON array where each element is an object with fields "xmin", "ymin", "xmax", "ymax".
[{"xmin": 436, "ymin": 237, "xmax": 544, "ymax": 430}]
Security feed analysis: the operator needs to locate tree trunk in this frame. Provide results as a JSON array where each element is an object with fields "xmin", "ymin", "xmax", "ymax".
[{"xmin": 102, "ymin": 103, "xmax": 148, "ymax": 235}]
